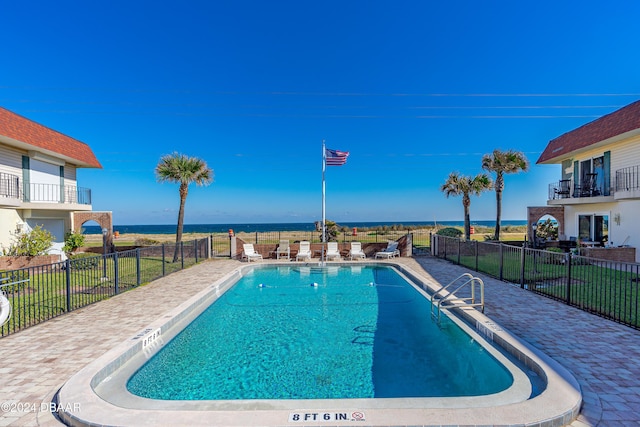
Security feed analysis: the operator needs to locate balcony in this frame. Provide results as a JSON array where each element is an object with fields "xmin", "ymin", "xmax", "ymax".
[
  {"xmin": 25, "ymin": 183, "xmax": 92, "ymax": 205},
  {"xmin": 548, "ymin": 165, "xmax": 640, "ymax": 203},
  {"xmin": 0, "ymin": 172, "xmax": 21, "ymax": 206},
  {"xmin": 0, "ymin": 174, "xmax": 92, "ymax": 208},
  {"xmin": 614, "ymin": 165, "xmax": 640, "ymax": 200}
]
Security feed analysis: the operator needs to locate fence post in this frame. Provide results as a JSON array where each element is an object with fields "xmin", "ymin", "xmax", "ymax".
[
  {"xmin": 475, "ymin": 240, "xmax": 479, "ymax": 271},
  {"xmin": 443, "ymin": 236, "xmax": 447, "ymax": 259},
  {"xmin": 162, "ymin": 244, "xmax": 166, "ymax": 277},
  {"xmin": 136, "ymin": 248, "xmax": 141, "ymax": 286},
  {"xmin": 499, "ymin": 243, "xmax": 504, "ymax": 281},
  {"xmin": 195, "ymin": 239, "xmax": 198, "ymax": 264},
  {"xmin": 114, "ymin": 251, "xmax": 120, "ymax": 295},
  {"xmin": 520, "ymin": 244, "xmax": 526, "ymax": 288},
  {"xmin": 65, "ymin": 258, "xmax": 71, "ymax": 312},
  {"xmin": 180, "ymin": 241, "xmax": 184, "ymax": 269},
  {"xmin": 565, "ymin": 252, "xmax": 572, "ymax": 304},
  {"xmin": 457, "ymin": 238, "xmax": 461, "ymax": 265},
  {"xmin": 255, "ymin": 231, "xmax": 258, "ymax": 245}
]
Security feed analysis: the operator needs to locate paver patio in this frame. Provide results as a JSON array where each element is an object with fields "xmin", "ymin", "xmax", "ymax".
[{"xmin": 1, "ymin": 255, "xmax": 639, "ymax": 426}]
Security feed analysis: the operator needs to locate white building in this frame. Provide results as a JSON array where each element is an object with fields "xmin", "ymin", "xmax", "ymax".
[
  {"xmin": 533, "ymin": 100, "xmax": 640, "ymax": 262},
  {"xmin": 0, "ymin": 107, "xmax": 103, "ymax": 252}
]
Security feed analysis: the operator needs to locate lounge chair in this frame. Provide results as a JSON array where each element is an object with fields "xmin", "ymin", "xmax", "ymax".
[
  {"xmin": 296, "ymin": 241, "xmax": 312, "ymax": 261},
  {"xmin": 348, "ymin": 242, "xmax": 366, "ymax": 260},
  {"xmin": 276, "ymin": 240, "xmax": 290, "ymax": 259},
  {"xmin": 325, "ymin": 242, "xmax": 341, "ymax": 261},
  {"xmin": 242, "ymin": 244, "xmax": 263, "ymax": 262},
  {"xmin": 375, "ymin": 241, "xmax": 400, "ymax": 259}
]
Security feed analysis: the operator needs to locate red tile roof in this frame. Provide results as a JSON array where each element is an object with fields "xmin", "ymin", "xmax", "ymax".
[
  {"xmin": 0, "ymin": 107, "xmax": 102, "ymax": 168},
  {"xmin": 537, "ymin": 100, "xmax": 640, "ymax": 164}
]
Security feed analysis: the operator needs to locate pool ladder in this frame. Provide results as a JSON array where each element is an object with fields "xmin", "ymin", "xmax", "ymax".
[{"xmin": 430, "ymin": 273, "xmax": 484, "ymax": 322}]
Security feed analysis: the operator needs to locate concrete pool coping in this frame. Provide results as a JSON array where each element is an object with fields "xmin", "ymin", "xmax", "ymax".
[{"xmin": 56, "ymin": 261, "xmax": 582, "ymax": 427}]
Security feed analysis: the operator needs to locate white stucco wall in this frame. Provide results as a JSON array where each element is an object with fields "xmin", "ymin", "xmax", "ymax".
[
  {"xmin": 0, "ymin": 209, "xmax": 22, "ymax": 252},
  {"xmin": 564, "ymin": 200, "xmax": 640, "ymax": 262}
]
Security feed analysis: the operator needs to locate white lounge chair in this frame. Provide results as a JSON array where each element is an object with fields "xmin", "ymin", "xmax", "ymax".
[
  {"xmin": 325, "ymin": 242, "xmax": 341, "ymax": 261},
  {"xmin": 242, "ymin": 244, "xmax": 263, "ymax": 262},
  {"xmin": 375, "ymin": 241, "xmax": 400, "ymax": 259},
  {"xmin": 296, "ymin": 241, "xmax": 312, "ymax": 261},
  {"xmin": 276, "ymin": 240, "xmax": 290, "ymax": 259},
  {"xmin": 348, "ymin": 242, "xmax": 366, "ymax": 260}
]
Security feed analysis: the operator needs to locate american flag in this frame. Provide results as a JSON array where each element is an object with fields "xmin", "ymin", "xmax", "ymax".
[{"xmin": 325, "ymin": 148, "xmax": 349, "ymax": 166}]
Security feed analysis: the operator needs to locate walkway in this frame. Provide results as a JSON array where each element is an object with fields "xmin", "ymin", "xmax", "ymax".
[{"xmin": 0, "ymin": 256, "xmax": 638, "ymax": 426}]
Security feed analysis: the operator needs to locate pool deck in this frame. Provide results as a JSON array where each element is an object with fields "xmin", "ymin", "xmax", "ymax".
[{"xmin": 0, "ymin": 255, "xmax": 639, "ymax": 426}]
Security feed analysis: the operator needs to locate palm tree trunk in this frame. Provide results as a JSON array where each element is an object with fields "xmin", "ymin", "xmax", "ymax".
[
  {"xmin": 495, "ymin": 189, "xmax": 502, "ymax": 241},
  {"xmin": 173, "ymin": 187, "xmax": 187, "ymax": 262},
  {"xmin": 463, "ymin": 205, "xmax": 471, "ymax": 240}
]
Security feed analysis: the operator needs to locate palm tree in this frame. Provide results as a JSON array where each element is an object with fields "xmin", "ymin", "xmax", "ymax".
[
  {"xmin": 441, "ymin": 172, "xmax": 492, "ymax": 239},
  {"xmin": 155, "ymin": 152, "xmax": 214, "ymax": 262},
  {"xmin": 481, "ymin": 149, "xmax": 529, "ymax": 241}
]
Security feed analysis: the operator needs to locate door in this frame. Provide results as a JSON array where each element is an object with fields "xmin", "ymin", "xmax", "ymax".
[{"xmin": 26, "ymin": 219, "xmax": 65, "ymax": 242}]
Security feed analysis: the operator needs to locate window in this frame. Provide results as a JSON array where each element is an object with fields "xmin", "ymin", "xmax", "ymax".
[
  {"xmin": 578, "ymin": 214, "xmax": 609, "ymax": 245},
  {"xmin": 24, "ymin": 158, "xmax": 65, "ymax": 203},
  {"xmin": 575, "ymin": 152, "xmax": 610, "ymax": 196}
]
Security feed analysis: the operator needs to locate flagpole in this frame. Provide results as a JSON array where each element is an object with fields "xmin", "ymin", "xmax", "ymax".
[{"xmin": 321, "ymin": 140, "xmax": 326, "ymax": 266}]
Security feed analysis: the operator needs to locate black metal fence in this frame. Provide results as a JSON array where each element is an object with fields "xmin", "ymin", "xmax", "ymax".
[
  {"xmin": 208, "ymin": 229, "xmax": 432, "ymax": 258},
  {"xmin": 230, "ymin": 229, "xmax": 431, "ymax": 247},
  {"xmin": 0, "ymin": 238, "xmax": 209, "ymax": 338},
  {"xmin": 432, "ymin": 235, "xmax": 640, "ymax": 329}
]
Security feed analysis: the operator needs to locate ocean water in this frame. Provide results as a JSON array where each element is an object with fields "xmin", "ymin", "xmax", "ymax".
[{"xmin": 82, "ymin": 220, "xmax": 526, "ymax": 235}]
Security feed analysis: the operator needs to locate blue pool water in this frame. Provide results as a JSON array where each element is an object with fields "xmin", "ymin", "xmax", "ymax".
[{"xmin": 127, "ymin": 265, "xmax": 513, "ymax": 400}]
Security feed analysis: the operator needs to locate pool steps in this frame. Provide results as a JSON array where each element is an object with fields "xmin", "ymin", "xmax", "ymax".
[{"xmin": 430, "ymin": 272, "xmax": 485, "ymax": 321}]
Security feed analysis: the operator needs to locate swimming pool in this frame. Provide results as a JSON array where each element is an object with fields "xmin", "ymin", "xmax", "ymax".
[
  {"xmin": 127, "ymin": 265, "xmax": 513, "ymax": 400},
  {"xmin": 57, "ymin": 261, "xmax": 581, "ymax": 427}
]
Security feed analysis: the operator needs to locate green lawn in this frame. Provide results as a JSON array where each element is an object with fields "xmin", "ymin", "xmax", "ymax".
[
  {"xmin": 448, "ymin": 249, "xmax": 640, "ymax": 328},
  {"xmin": 1, "ymin": 254, "xmax": 195, "ymax": 335}
]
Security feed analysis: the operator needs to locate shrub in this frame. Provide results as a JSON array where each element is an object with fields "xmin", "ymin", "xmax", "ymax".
[
  {"xmin": 63, "ymin": 230, "xmax": 86, "ymax": 254},
  {"xmin": 0, "ymin": 269, "xmax": 30, "ymax": 292},
  {"xmin": 436, "ymin": 227, "xmax": 463, "ymax": 238},
  {"xmin": 135, "ymin": 237, "xmax": 161, "ymax": 246},
  {"xmin": 546, "ymin": 247, "xmax": 564, "ymax": 253},
  {"xmin": 535, "ymin": 219, "xmax": 558, "ymax": 240},
  {"xmin": 69, "ymin": 253, "xmax": 100, "ymax": 270},
  {"xmin": 3, "ymin": 225, "xmax": 54, "ymax": 256}
]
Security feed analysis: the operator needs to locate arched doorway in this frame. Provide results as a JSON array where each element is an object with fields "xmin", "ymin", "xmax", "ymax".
[
  {"xmin": 527, "ymin": 206, "xmax": 564, "ymax": 245},
  {"xmin": 72, "ymin": 211, "xmax": 113, "ymax": 249}
]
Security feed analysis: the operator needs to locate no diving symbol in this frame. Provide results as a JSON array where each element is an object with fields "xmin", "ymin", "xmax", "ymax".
[{"xmin": 351, "ymin": 411, "xmax": 364, "ymax": 421}]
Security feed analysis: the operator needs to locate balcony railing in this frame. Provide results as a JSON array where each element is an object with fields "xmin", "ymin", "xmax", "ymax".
[
  {"xmin": 0, "ymin": 172, "xmax": 20, "ymax": 199},
  {"xmin": 548, "ymin": 178, "xmax": 604, "ymax": 200},
  {"xmin": 2, "ymin": 174, "xmax": 92, "ymax": 205},
  {"xmin": 549, "ymin": 165, "xmax": 640, "ymax": 200},
  {"xmin": 615, "ymin": 165, "xmax": 640, "ymax": 192},
  {"xmin": 24, "ymin": 183, "xmax": 92, "ymax": 205}
]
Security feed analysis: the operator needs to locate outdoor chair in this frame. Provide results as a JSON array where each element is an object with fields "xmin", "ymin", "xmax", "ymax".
[
  {"xmin": 554, "ymin": 179, "xmax": 571, "ymax": 199},
  {"xmin": 348, "ymin": 242, "xmax": 366, "ymax": 260},
  {"xmin": 242, "ymin": 244, "xmax": 263, "ymax": 262},
  {"xmin": 276, "ymin": 240, "xmax": 290, "ymax": 259},
  {"xmin": 325, "ymin": 242, "xmax": 341, "ymax": 261},
  {"xmin": 375, "ymin": 241, "xmax": 400, "ymax": 259},
  {"xmin": 578, "ymin": 173, "xmax": 599, "ymax": 197},
  {"xmin": 296, "ymin": 241, "xmax": 312, "ymax": 261}
]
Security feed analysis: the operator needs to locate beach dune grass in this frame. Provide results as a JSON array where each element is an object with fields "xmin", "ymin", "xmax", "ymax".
[{"xmin": 81, "ymin": 225, "xmax": 528, "ymax": 248}]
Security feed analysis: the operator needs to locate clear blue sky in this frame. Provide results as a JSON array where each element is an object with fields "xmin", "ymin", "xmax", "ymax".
[{"xmin": 3, "ymin": 1, "xmax": 640, "ymax": 225}]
